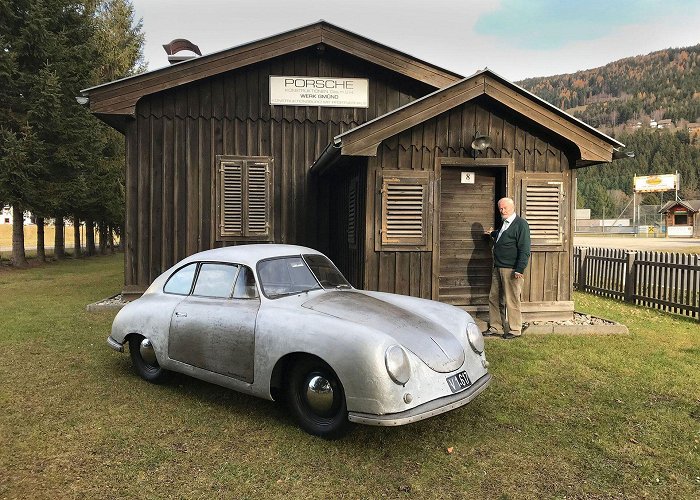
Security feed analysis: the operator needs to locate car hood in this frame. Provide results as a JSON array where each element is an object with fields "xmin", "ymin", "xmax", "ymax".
[{"xmin": 301, "ymin": 291, "xmax": 464, "ymax": 373}]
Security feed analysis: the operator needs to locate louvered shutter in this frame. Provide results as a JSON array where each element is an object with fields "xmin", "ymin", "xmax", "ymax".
[
  {"xmin": 347, "ymin": 177, "xmax": 358, "ymax": 248},
  {"xmin": 216, "ymin": 156, "xmax": 273, "ymax": 241},
  {"xmin": 523, "ymin": 180, "xmax": 563, "ymax": 246},
  {"xmin": 220, "ymin": 161, "xmax": 244, "ymax": 236},
  {"xmin": 245, "ymin": 161, "xmax": 270, "ymax": 237},
  {"xmin": 376, "ymin": 170, "xmax": 432, "ymax": 251}
]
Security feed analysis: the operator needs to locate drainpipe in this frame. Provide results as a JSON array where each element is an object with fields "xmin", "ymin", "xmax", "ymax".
[{"xmin": 309, "ymin": 138, "xmax": 342, "ymax": 176}]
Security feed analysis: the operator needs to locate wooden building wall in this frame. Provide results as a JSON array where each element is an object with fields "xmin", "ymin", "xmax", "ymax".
[
  {"xmin": 123, "ymin": 46, "xmax": 435, "ymax": 289},
  {"xmin": 362, "ymin": 96, "xmax": 577, "ymax": 315}
]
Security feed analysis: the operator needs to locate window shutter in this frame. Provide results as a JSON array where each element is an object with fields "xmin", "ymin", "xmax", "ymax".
[
  {"xmin": 220, "ymin": 161, "xmax": 244, "ymax": 236},
  {"xmin": 347, "ymin": 176, "xmax": 358, "ymax": 248},
  {"xmin": 376, "ymin": 170, "xmax": 432, "ymax": 251},
  {"xmin": 245, "ymin": 161, "xmax": 270, "ymax": 237},
  {"xmin": 216, "ymin": 156, "xmax": 273, "ymax": 241},
  {"xmin": 523, "ymin": 180, "xmax": 563, "ymax": 246}
]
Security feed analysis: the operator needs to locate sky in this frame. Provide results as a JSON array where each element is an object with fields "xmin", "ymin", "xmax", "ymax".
[{"xmin": 132, "ymin": 0, "xmax": 700, "ymax": 82}]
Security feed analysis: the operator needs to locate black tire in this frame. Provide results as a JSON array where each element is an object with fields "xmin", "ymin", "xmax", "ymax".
[
  {"xmin": 128, "ymin": 335, "xmax": 169, "ymax": 384},
  {"xmin": 286, "ymin": 357, "xmax": 350, "ymax": 439}
]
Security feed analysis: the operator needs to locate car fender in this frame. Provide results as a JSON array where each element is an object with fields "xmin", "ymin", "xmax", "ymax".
[
  {"xmin": 110, "ymin": 294, "xmax": 183, "ymax": 364},
  {"xmin": 253, "ymin": 304, "xmax": 399, "ymax": 414}
]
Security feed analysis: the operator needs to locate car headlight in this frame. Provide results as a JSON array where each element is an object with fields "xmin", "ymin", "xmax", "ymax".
[
  {"xmin": 466, "ymin": 322, "xmax": 484, "ymax": 354},
  {"xmin": 385, "ymin": 345, "xmax": 410, "ymax": 385}
]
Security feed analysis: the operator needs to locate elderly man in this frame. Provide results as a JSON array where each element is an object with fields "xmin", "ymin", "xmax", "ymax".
[{"xmin": 484, "ymin": 197, "xmax": 531, "ymax": 339}]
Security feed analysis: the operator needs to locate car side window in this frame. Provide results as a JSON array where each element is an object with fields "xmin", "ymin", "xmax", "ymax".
[
  {"xmin": 232, "ymin": 266, "xmax": 258, "ymax": 299},
  {"xmin": 192, "ymin": 263, "xmax": 239, "ymax": 298},
  {"xmin": 163, "ymin": 263, "xmax": 198, "ymax": 295}
]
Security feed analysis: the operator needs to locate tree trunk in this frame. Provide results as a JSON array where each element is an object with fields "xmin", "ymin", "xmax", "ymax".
[
  {"xmin": 86, "ymin": 217, "xmax": 96, "ymax": 256},
  {"xmin": 73, "ymin": 215, "xmax": 82, "ymax": 258},
  {"xmin": 11, "ymin": 204, "xmax": 28, "ymax": 267},
  {"xmin": 118, "ymin": 224, "xmax": 125, "ymax": 252},
  {"xmin": 99, "ymin": 222, "xmax": 108, "ymax": 255},
  {"xmin": 54, "ymin": 216, "xmax": 65, "ymax": 259},
  {"xmin": 36, "ymin": 216, "xmax": 45, "ymax": 261},
  {"xmin": 108, "ymin": 225, "xmax": 115, "ymax": 253}
]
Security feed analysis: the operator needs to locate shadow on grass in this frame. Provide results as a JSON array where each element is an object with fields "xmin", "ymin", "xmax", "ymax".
[{"xmin": 103, "ymin": 351, "xmax": 488, "ymax": 446}]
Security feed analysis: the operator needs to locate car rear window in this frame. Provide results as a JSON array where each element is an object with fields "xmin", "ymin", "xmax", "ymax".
[{"xmin": 163, "ymin": 263, "xmax": 197, "ymax": 295}]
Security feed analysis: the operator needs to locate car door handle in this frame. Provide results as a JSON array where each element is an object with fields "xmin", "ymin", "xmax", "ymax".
[{"xmin": 175, "ymin": 311, "xmax": 187, "ymax": 317}]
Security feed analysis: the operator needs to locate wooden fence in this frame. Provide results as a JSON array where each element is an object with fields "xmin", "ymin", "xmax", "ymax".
[{"xmin": 573, "ymin": 246, "xmax": 700, "ymax": 321}]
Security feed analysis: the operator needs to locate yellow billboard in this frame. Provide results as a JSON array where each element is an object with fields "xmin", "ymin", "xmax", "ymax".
[{"xmin": 633, "ymin": 174, "xmax": 678, "ymax": 192}]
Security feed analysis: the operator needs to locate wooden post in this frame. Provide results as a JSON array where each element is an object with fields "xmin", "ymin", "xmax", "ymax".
[
  {"xmin": 624, "ymin": 251, "xmax": 637, "ymax": 303},
  {"xmin": 578, "ymin": 247, "xmax": 588, "ymax": 292}
]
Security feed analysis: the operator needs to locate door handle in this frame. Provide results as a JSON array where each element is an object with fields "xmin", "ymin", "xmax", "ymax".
[{"xmin": 175, "ymin": 311, "xmax": 187, "ymax": 317}]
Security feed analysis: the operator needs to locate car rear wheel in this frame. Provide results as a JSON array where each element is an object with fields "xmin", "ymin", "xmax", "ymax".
[
  {"xmin": 129, "ymin": 335, "xmax": 169, "ymax": 383},
  {"xmin": 286, "ymin": 357, "xmax": 349, "ymax": 439}
]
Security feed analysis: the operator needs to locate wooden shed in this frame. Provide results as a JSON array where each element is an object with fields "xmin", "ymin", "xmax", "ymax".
[
  {"xmin": 82, "ymin": 21, "xmax": 623, "ymax": 322},
  {"xmin": 659, "ymin": 200, "xmax": 700, "ymax": 237}
]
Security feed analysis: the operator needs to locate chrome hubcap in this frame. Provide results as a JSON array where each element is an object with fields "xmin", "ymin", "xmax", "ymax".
[
  {"xmin": 139, "ymin": 338, "xmax": 157, "ymax": 366},
  {"xmin": 305, "ymin": 375, "xmax": 334, "ymax": 414}
]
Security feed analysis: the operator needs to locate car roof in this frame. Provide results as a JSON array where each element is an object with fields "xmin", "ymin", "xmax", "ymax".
[{"xmin": 179, "ymin": 244, "xmax": 324, "ymax": 268}]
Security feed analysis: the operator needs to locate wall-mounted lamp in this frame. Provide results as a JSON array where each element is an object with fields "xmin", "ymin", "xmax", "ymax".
[
  {"xmin": 75, "ymin": 96, "xmax": 89, "ymax": 105},
  {"xmin": 612, "ymin": 147, "xmax": 635, "ymax": 160},
  {"xmin": 470, "ymin": 132, "xmax": 492, "ymax": 158}
]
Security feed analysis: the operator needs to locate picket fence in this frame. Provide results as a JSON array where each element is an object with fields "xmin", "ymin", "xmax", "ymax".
[{"xmin": 573, "ymin": 246, "xmax": 700, "ymax": 321}]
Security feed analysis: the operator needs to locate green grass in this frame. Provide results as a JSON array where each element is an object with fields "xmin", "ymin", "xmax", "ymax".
[{"xmin": 1, "ymin": 255, "xmax": 699, "ymax": 499}]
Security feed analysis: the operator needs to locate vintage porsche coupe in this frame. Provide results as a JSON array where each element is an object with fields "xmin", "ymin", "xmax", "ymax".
[{"xmin": 108, "ymin": 244, "xmax": 491, "ymax": 438}]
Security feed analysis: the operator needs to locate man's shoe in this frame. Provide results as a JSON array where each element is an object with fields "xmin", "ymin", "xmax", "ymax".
[
  {"xmin": 482, "ymin": 328, "xmax": 501, "ymax": 337},
  {"xmin": 502, "ymin": 332, "xmax": 521, "ymax": 340}
]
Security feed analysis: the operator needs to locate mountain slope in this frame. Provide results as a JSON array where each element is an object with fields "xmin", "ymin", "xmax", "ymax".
[{"xmin": 517, "ymin": 45, "xmax": 700, "ymax": 128}]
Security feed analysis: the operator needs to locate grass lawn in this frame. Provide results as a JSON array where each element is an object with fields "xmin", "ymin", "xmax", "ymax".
[{"xmin": 1, "ymin": 254, "xmax": 699, "ymax": 499}]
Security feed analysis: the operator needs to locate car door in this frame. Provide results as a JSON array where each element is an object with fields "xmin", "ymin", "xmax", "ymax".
[{"xmin": 168, "ymin": 263, "xmax": 259, "ymax": 383}]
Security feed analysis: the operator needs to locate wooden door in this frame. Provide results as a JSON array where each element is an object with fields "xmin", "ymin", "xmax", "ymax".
[{"xmin": 438, "ymin": 168, "xmax": 496, "ymax": 308}]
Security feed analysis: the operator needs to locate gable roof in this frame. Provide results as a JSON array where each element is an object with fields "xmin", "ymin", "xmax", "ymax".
[
  {"xmin": 659, "ymin": 199, "xmax": 700, "ymax": 213},
  {"xmin": 311, "ymin": 69, "xmax": 624, "ymax": 171},
  {"xmin": 81, "ymin": 20, "xmax": 462, "ymax": 124}
]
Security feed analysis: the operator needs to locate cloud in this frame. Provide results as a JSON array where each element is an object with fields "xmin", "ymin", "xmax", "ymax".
[{"xmin": 474, "ymin": 0, "xmax": 700, "ymax": 50}]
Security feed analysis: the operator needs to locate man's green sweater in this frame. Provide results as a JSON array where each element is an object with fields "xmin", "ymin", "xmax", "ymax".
[{"xmin": 490, "ymin": 216, "xmax": 531, "ymax": 274}]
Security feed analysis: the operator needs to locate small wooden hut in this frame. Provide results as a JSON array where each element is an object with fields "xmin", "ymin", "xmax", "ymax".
[{"xmin": 659, "ymin": 200, "xmax": 700, "ymax": 237}]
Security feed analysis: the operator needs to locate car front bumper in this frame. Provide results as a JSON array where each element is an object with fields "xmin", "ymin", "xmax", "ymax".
[{"xmin": 347, "ymin": 373, "xmax": 492, "ymax": 426}]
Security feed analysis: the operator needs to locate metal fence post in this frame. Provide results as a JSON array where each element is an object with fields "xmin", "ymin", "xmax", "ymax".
[
  {"xmin": 579, "ymin": 247, "xmax": 588, "ymax": 292},
  {"xmin": 624, "ymin": 251, "xmax": 637, "ymax": 303}
]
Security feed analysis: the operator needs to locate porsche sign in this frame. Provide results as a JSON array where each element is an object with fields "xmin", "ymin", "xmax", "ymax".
[{"xmin": 269, "ymin": 76, "xmax": 369, "ymax": 108}]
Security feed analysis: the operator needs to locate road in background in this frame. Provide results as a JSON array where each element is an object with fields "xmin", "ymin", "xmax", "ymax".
[{"xmin": 574, "ymin": 236, "xmax": 700, "ymax": 252}]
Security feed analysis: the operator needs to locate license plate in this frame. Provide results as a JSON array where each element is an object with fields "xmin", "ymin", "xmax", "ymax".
[{"xmin": 446, "ymin": 371, "xmax": 471, "ymax": 393}]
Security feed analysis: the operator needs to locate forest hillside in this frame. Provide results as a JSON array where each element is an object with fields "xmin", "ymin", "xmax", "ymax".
[{"xmin": 516, "ymin": 45, "xmax": 700, "ymax": 218}]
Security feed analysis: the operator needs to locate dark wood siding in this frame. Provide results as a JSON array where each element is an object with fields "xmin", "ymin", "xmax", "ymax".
[
  {"xmin": 125, "ymin": 46, "xmax": 433, "ymax": 288},
  {"xmin": 364, "ymin": 96, "xmax": 575, "ymax": 308}
]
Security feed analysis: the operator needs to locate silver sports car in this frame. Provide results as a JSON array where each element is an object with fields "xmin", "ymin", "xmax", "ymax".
[{"xmin": 108, "ymin": 244, "xmax": 491, "ymax": 438}]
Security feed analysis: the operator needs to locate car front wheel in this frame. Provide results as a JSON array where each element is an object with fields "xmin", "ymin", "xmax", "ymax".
[
  {"xmin": 286, "ymin": 358, "xmax": 349, "ymax": 439},
  {"xmin": 129, "ymin": 335, "xmax": 169, "ymax": 383}
]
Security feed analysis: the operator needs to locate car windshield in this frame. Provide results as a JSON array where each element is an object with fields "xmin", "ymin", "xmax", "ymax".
[
  {"xmin": 302, "ymin": 254, "xmax": 351, "ymax": 290},
  {"xmin": 258, "ymin": 256, "xmax": 323, "ymax": 299}
]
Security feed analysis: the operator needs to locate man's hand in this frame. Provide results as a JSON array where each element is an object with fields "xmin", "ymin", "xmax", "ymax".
[{"xmin": 513, "ymin": 272, "xmax": 524, "ymax": 279}]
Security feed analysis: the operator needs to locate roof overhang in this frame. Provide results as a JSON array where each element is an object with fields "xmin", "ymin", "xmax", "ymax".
[
  {"xmin": 81, "ymin": 20, "xmax": 463, "ymax": 127},
  {"xmin": 311, "ymin": 69, "xmax": 624, "ymax": 173},
  {"xmin": 658, "ymin": 200, "xmax": 700, "ymax": 213}
]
